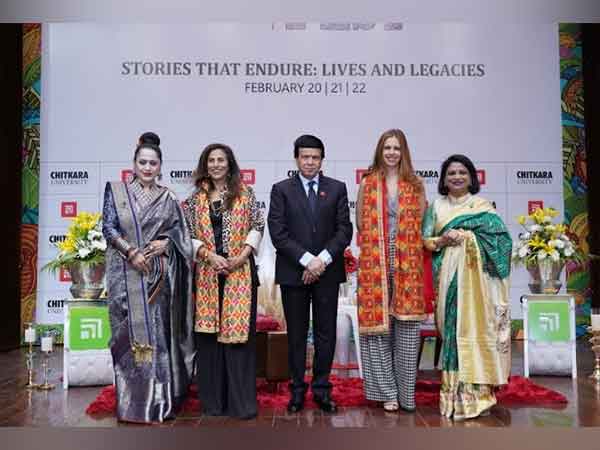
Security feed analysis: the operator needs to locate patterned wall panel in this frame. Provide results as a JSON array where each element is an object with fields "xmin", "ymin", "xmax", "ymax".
[
  {"xmin": 21, "ymin": 24, "xmax": 41, "ymax": 332},
  {"xmin": 560, "ymin": 23, "xmax": 590, "ymax": 336}
]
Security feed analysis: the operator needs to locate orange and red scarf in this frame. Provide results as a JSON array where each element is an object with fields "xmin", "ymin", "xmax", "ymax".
[
  {"xmin": 193, "ymin": 183, "xmax": 253, "ymax": 343},
  {"xmin": 357, "ymin": 172, "xmax": 427, "ymax": 334}
]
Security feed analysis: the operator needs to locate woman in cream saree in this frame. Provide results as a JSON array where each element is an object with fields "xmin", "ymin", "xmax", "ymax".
[{"xmin": 422, "ymin": 154, "xmax": 512, "ymax": 420}]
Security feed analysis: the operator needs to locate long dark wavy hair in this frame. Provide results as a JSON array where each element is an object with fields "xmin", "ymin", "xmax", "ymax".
[
  {"xmin": 193, "ymin": 143, "xmax": 242, "ymax": 210},
  {"xmin": 366, "ymin": 129, "xmax": 422, "ymax": 192}
]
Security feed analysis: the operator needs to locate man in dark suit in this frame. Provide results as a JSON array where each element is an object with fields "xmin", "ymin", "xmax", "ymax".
[{"xmin": 268, "ymin": 134, "xmax": 353, "ymax": 413}]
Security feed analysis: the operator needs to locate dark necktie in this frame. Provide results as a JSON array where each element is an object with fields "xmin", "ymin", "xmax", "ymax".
[{"xmin": 308, "ymin": 180, "xmax": 318, "ymax": 214}]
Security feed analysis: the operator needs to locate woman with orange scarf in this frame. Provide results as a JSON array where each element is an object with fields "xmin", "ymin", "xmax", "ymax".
[
  {"xmin": 182, "ymin": 143, "xmax": 264, "ymax": 419},
  {"xmin": 356, "ymin": 129, "xmax": 427, "ymax": 413}
]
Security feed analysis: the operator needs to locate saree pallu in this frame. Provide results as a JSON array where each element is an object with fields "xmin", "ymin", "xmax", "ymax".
[
  {"xmin": 422, "ymin": 195, "xmax": 512, "ymax": 420},
  {"xmin": 102, "ymin": 182, "xmax": 195, "ymax": 423}
]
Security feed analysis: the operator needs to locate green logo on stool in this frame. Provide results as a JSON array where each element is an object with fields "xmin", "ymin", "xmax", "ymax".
[
  {"xmin": 528, "ymin": 302, "xmax": 570, "ymax": 342},
  {"xmin": 69, "ymin": 306, "xmax": 111, "ymax": 350}
]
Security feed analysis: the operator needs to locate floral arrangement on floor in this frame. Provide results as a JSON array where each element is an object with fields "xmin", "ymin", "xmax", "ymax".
[
  {"xmin": 43, "ymin": 211, "xmax": 107, "ymax": 272},
  {"xmin": 344, "ymin": 247, "xmax": 358, "ymax": 274},
  {"xmin": 512, "ymin": 206, "xmax": 580, "ymax": 266}
]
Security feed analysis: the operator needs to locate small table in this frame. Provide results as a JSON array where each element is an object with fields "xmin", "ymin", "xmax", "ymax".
[
  {"xmin": 63, "ymin": 299, "xmax": 114, "ymax": 388},
  {"xmin": 256, "ymin": 331, "xmax": 289, "ymax": 382},
  {"xmin": 521, "ymin": 294, "xmax": 577, "ymax": 378}
]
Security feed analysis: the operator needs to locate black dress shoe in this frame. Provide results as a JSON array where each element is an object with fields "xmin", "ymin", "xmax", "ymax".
[
  {"xmin": 287, "ymin": 394, "xmax": 305, "ymax": 413},
  {"xmin": 313, "ymin": 394, "xmax": 338, "ymax": 413}
]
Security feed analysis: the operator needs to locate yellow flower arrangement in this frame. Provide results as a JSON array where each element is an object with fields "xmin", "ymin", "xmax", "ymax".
[
  {"xmin": 513, "ymin": 207, "xmax": 580, "ymax": 266},
  {"xmin": 43, "ymin": 211, "xmax": 107, "ymax": 272}
]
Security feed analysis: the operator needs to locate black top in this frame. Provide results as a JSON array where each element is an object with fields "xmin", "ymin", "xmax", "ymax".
[{"xmin": 210, "ymin": 200, "xmax": 225, "ymax": 256}]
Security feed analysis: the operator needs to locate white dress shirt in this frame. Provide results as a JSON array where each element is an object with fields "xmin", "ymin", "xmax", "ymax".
[{"xmin": 297, "ymin": 173, "xmax": 332, "ymax": 268}]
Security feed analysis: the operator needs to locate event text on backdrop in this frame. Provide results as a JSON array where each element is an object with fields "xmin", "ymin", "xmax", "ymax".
[{"xmin": 120, "ymin": 61, "xmax": 486, "ymax": 95}]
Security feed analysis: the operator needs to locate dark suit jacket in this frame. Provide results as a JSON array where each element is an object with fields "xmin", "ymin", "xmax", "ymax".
[{"xmin": 268, "ymin": 174, "xmax": 353, "ymax": 287}]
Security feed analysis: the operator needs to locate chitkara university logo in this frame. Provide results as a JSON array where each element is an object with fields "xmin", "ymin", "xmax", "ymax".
[
  {"xmin": 49, "ymin": 169, "xmax": 89, "ymax": 185},
  {"xmin": 355, "ymin": 169, "xmax": 368, "ymax": 184},
  {"xmin": 59, "ymin": 267, "xmax": 72, "ymax": 282},
  {"xmin": 46, "ymin": 297, "xmax": 67, "ymax": 314},
  {"xmin": 476, "ymin": 169, "xmax": 486, "ymax": 185},
  {"xmin": 414, "ymin": 169, "xmax": 439, "ymax": 185},
  {"xmin": 169, "ymin": 169, "xmax": 193, "ymax": 185},
  {"xmin": 121, "ymin": 169, "xmax": 134, "ymax": 183},
  {"xmin": 517, "ymin": 170, "xmax": 554, "ymax": 184},
  {"xmin": 287, "ymin": 169, "xmax": 324, "ymax": 178},
  {"xmin": 240, "ymin": 169, "xmax": 256, "ymax": 185},
  {"xmin": 61, "ymin": 201, "xmax": 77, "ymax": 218},
  {"xmin": 528, "ymin": 200, "xmax": 544, "ymax": 214}
]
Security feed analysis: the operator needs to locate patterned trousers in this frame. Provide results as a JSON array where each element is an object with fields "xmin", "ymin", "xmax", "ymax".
[{"xmin": 359, "ymin": 318, "xmax": 421, "ymax": 409}]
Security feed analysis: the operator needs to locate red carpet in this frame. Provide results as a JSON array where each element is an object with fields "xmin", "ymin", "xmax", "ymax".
[{"xmin": 86, "ymin": 375, "xmax": 567, "ymax": 416}]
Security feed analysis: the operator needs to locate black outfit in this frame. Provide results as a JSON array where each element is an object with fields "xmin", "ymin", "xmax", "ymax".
[
  {"xmin": 268, "ymin": 175, "xmax": 353, "ymax": 399},
  {"xmin": 194, "ymin": 201, "xmax": 258, "ymax": 419}
]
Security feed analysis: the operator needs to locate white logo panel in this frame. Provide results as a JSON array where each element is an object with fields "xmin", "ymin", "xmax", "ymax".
[
  {"xmin": 506, "ymin": 163, "xmax": 562, "ymax": 194},
  {"xmin": 35, "ymin": 290, "xmax": 70, "ymax": 324},
  {"xmin": 274, "ymin": 159, "xmax": 332, "ymax": 183},
  {"xmin": 160, "ymin": 160, "xmax": 196, "ymax": 197},
  {"xmin": 38, "ymin": 227, "xmax": 69, "ymax": 262},
  {"xmin": 40, "ymin": 162, "xmax": 100, "ymax": 195},
  {"xmin": 334, "ymin": 160, "xmax": 371, "ymax": 199},
  {"xmin": 506, "ymin": 193, "xmax": 564, "ymax": 234},
  {"xmin": 236, "ymin": 160, "xmax": 277, "ymax": 194},
  {"xmin": 472, "ymin": 162, "xmax": 506, "ymax": 194},
  {"xmin": 37, "ymin": 196, "xmax": 101, "ymax": 228}
]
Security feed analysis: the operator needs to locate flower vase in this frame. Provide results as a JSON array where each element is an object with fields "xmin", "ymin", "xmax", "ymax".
[
  {"xmin": 527, "ymin": 259, "xmax": 564, "ymax": 294},
  {"xmin": 68, "ymin": 261, "xmax": 106, "ymax": 299}
]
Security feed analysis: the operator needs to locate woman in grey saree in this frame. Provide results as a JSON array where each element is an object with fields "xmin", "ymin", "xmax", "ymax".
[{"xmin": 102, "ymin": 143, "xmax": 195, "ymax": 423}]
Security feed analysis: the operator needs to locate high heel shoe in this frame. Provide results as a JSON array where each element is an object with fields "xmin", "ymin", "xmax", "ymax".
[{"xmin": 383, "ymin": 401, "xmax": 399, "ymax": 412}]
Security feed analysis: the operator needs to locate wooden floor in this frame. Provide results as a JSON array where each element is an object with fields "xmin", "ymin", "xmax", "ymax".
[{"xmin": 1, "ymin": 340, "xmax": 600, "ymax": 428}]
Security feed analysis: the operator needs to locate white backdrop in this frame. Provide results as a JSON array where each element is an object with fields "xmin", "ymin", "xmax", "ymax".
[{"xmin": 37, "ymin": 22, "xmax": 563, "ymax": 324}]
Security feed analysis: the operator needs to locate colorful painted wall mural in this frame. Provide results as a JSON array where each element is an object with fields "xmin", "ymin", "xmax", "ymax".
[
  {"xmin": 21, "ymin": 23, "xmax": 41, "ymax": 332},
  {"xmin": 560, "ymin": 23, "xmax": 590, "ymax": 336}
]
